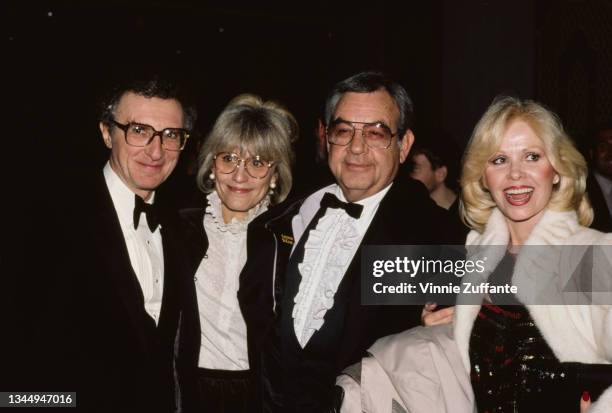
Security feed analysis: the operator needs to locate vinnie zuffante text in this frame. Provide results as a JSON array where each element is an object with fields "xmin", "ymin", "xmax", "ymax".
[{"xmin": 370, "ymin": 256, "xmax": 518, "ymax": 295}]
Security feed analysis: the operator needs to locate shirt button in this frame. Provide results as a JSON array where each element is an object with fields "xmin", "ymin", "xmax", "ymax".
[
  {"xmin": 204, "ymin": 254, "xmax": 208, "ymax": 259},
  {"xmin": 194, "ymin": 276, "xmax": 198, "ymax": 281}
]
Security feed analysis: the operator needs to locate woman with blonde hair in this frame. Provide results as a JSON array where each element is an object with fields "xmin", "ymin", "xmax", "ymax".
[
  {"xmin": 180, "ymin": 93, "xmax": 297, "ymax": 412},
  {"xmin": 452, "ymin": 95, "xmax": 612, "ymax": 412}
]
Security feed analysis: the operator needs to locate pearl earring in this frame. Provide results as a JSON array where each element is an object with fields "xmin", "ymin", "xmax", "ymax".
[
  {"xmin": 209, "ymin": 172, "xmax": 215, "ymax": 180},
  {"xmin": 553, "ymin": 175, "xmax": 560, "ymax": 185},
  {"xmin": 270, "ymin": 182, "xmax": 277, "ymax": 189}
]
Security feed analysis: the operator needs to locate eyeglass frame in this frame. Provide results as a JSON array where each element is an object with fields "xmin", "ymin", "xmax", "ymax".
[
  {"xmin": 326, "ymin": 119, "xmax": 398, "ymax": 149},
  {"xmin": 213, "ymin": 152, "xmax": 275, "ymax": 179},
  {"xmin": 110, "ymin": 119, "xmax": 190, "ymax": 151}
]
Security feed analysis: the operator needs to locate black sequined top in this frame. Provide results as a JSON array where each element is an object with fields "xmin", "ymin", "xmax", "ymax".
[
  {"xmin": 469, "ymin": 303, "xmax": 580, "ymax": 412},
  {"xmin": 469, "ymin": 253, "xmax": 587, "ymax": 413}
]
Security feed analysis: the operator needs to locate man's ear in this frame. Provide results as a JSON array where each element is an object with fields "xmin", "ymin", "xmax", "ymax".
[
  {"xmin": 317, "ymin": 119, "xmax": 327, "ymax": 159},
  {"xmin": 399, "ymin": 129, "xmax": 415, "ymax": 164},
  {"xmin": 99, "ymin": 122, "xmax": 112, "ymax": 149},
  {"xmin": 434, "ymin": 165, "xmax": 448, "ymax": 184}
]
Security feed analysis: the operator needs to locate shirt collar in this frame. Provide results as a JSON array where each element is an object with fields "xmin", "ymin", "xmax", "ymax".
[
  {"xmin": 103, "ymin": 162, "xmax": 155, "ymax": 229},
  {"xmin": 334, "ymin": 182, "xmax": 392, "ymax": 221}
]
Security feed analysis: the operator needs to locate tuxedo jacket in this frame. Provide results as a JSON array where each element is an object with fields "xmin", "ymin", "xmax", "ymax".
[
  {"xmin": 5, "ymin": 172, "xmax": 198, "ymax": 413},
  {"xmin": 238, "ymin": 179, "xmax": 466, "ymax": 412}
]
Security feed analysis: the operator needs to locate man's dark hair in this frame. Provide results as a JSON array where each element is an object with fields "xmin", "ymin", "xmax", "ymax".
[
  {"xmin": 409, "ymin": 135, "xmax": 461, "ymax": 191},
  {"xmin": 99, "ymin": 74, "xmax": 197, "ymax": 130},
  {"xmin": 412, "ymin": 146, "xmax": 445, "ymax": 170},
  {"xmin": 324, "ymin": 71, "xmax": 414, "ymax": 139}
]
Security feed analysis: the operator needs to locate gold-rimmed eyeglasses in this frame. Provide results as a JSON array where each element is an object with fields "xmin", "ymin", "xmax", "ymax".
[
  {"xmin": 213, "ymin": 152, "xmax": 274, "ymax": 179},
  {"xmin": 326, "ymin": 119, "xmax": 397, "ymax": 149}
]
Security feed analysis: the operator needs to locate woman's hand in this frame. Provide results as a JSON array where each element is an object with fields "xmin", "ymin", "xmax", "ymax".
[
  {"xmin": 421, "ymin": 303, "xmax": 455, "ymax": 326},
  {"xmin": 580, "ymin": 391, "xmax": 591, "ymax": 413}
]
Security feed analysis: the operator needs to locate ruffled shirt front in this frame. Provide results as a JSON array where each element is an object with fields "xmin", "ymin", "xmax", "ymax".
[
  {"xmin": 195, "ymin": 191, "xmax": 268, "ymax": 370},
  {"xmin": 292, "ymin": 184, "xmax": 391, "ymax": 348}
]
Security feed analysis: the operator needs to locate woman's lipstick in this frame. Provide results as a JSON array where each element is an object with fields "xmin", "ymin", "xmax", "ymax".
[{"xmin": 504, "ymin": 186, "xmax": 533, "ymax": 206}]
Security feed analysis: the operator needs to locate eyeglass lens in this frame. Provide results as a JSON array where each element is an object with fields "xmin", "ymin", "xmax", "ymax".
[
  {"xmin": 328, "ymin": 121, "xmax": 393, "ymax": 148},
  {"xmin": 125, "ymin": 123, "xmax": 187, "ymax": 150},
  {"xmin": 214, "ymin": 152, "xmax": 271, "ymax": 178}
]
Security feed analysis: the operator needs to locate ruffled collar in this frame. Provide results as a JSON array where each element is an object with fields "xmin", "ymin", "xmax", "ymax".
[{"xmin": 205, "ymin": 190, "xmax": 269, "ymax": 235}]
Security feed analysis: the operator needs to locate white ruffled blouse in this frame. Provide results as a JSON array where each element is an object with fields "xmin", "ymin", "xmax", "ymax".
[
  {"xmin": 292, "ymin": 184, "xmax": 390, "ymax": 348},
  {"xmin": 195, "ymin": 191, "xmax": 268, "ymax": 370}
]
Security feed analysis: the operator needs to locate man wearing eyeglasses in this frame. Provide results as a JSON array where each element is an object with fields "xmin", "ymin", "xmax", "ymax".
[
  {"xmin": 239, "ymin": 71, "xmax": 464, "ymax": 412},
  {"xmin": 7, "ymin": 75, "xmax": 199, "ymax": 412}
]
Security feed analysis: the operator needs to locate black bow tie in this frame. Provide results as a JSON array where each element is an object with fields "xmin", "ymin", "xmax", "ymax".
[
  {"xmin": 133, "ymin": 195, "xmax": 159, "ymax": 232},
  {"xmin": 320, "ymin": 192, "xmax": 363, "ymax": 219}
]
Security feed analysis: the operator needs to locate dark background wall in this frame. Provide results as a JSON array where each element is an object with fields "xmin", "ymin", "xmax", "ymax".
[
  {"xmin": 442, "ymin": 0, "xmax": 535, "ymax": 148},
  {"xmin": 536, "ymin": 0, "xmax": 612, "ymax": 151},
  {"xmin": 4, "ymin": 0, "xmax": 612, "ymax": 206}
]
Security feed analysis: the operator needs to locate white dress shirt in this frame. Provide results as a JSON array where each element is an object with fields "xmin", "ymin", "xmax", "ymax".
[
  {"xmin": 103, "ymin": 162, "xmax": 165, "ymax": 325},
  {"xmin": 291, "ymin": 183, "xmax": 391, "ymax": 348},
  {"xmin": 195, "ymin": 191, "xmax": 269, "ymax": 370}
]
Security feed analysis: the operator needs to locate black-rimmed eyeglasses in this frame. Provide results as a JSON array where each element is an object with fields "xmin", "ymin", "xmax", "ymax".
[
  {"xmin": 110, "ymin": 119, "xmax": 190, "ymax": 151},
  {"xmin": 326, "ymin": 119, "xmax": 397, "ymax": 149}
]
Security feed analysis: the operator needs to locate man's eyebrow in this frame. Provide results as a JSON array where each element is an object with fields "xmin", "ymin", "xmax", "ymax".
[{"xmin": 333, "ymin": 117, "xmax": 389, "ymax": 125}]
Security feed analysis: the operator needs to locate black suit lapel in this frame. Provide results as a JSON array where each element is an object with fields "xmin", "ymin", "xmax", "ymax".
[
  {"xmin": 179, "ymin": 207, "xmax": 207, "ymax": 278},
  {"xmin": 94, "ymin": 183, "xmax": 151, "ymax": 352},
  {"xmin": 280, "ymin": 227, "xmax": 308, "ymax": 351},
  {"xmin": 337, "ymin": 181, "xmax": 450, "ymax": 364},
  {"xmin": 157, "ymin": 206, "xmax": 189, "ymax": 345}
]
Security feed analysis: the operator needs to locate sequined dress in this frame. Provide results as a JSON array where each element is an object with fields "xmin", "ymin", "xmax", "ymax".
[{"xmin": 469, "ymin": 253, "xmax": 610, "ymax": 412}]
